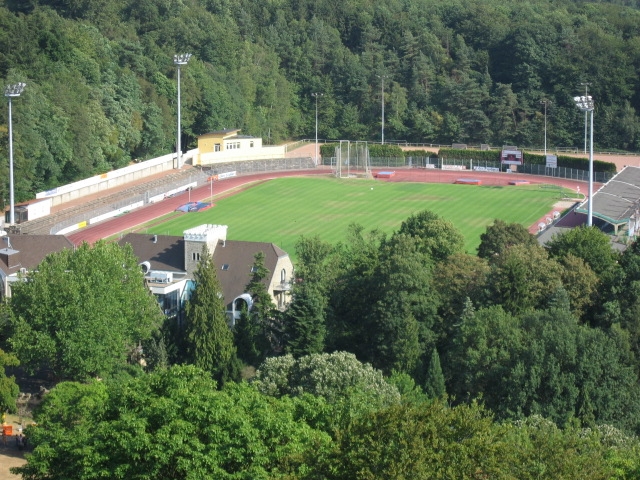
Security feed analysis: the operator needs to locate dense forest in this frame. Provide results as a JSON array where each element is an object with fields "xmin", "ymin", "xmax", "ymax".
[{"xmin": 2, "ymin": 0, "xmax": 640, "ymax": 204}]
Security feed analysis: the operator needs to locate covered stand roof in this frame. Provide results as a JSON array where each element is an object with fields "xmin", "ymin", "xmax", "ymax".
[{"xmin": 576, "ymin": 166, "xmax": 640, "ymax": 227}]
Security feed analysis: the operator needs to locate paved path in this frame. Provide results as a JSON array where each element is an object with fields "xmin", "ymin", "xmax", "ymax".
[{"xmin": 0, "ymin": 439, "xmax": 25, "ymax": 480}]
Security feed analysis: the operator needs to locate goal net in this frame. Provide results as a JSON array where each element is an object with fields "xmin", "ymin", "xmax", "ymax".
[{"xmin": 335, "ymin": 140, "xmax": 371, "ymax": 178}]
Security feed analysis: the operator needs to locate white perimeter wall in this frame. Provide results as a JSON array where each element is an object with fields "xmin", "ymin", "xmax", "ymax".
[{"xmin": 36, "ymin": 149, "xmax": 197, "ymax": 207}]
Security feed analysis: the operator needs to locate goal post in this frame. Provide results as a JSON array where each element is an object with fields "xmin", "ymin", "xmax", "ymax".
[{"xmin": 335, "ymin": 140, "xmax": 371, "ymax": 178}]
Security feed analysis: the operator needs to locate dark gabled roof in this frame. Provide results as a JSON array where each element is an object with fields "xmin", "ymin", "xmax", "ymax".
[
  {"xmin": 117, "ymin": 234, "xmax": 184, "ymax": 272},
  {"xmin": 117, "ymin": 233, "xmax": 289, "ymax": 308},
  {"xmin": 213, "ymin": 240, "xmax": 288, "ymax": 308},
  {"xmin": 0, "ymin": 235, "xmax": 74, "ymax": 275},
  {"xmin": 576, "ymin": 166, "xmax": 640, "ymax": 225}
]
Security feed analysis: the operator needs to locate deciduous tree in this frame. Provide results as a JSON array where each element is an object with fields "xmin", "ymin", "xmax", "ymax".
[
  {"xmin": 8, "ymin": 241, "xmax": 163, "ymax": 380},
  {"xmin": 254, "ymin": 351, "xmax": 400, "ymax": 407},
  {"xmin": 477, "ymin": 218, "xmax": 538, "ymax": 261},
  {"xmin": 547, "ymin": 225, "xmax": 619, "ymax": 277},
  {"xmin": 394, "ymin": 209, "xmax": 464, "ymax": 262},
  {"xmin": 487, "ymin": 243, "xmax": 563, "ymax": 315},
  {"xmin": 13, "ymin": 365, "xmax": 332, "ymax": 479},
  {"xmin": 0, "ymin": 348, "xmax": 19, "ymax": 413}
]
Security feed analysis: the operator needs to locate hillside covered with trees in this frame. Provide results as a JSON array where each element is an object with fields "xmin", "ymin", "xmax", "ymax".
[{"xmin": 2, "ymin": 0, "xmax": 640, "ymax": 203}]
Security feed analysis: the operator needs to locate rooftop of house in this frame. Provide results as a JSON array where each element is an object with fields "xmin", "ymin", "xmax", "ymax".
[
  {"xmin": 118, "ymin": 232, "xmax": 289, "ymax": 308},
  {"xmin": 118, "ymin": 234, "xmax": 185, "ymax": 272},
  {"xmin": 0, "ymin": 235, "xmax": 74, "ymax": 276}
]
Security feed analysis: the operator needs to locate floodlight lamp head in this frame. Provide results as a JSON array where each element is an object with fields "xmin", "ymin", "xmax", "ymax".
[
  {"xmin": 573, "ymin": 95, "xmax": 594, "ymax": 111},
  {"xmin": 311, "ymin": 92, "xmax": 323, "ymax": 98},
  {"xmin": 4, "ymin": 82, "xmax": 26, "ymax": 97},
  {"xmin": 173, "ymin": 53, "xmax": 192, "ymax": 65}
]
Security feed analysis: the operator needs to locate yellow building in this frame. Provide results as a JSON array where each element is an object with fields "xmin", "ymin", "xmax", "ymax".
[{"xmin": 195, "ymin": 129, "xmax": 285, "ymax": 166}]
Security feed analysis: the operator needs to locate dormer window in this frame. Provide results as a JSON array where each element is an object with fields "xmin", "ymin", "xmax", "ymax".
[
  {"xmin": 250, "ymin": 266, "xmax": 258, "ymax": 273},
  {"xmin": 221, "ymin": 264, "xmax": 230, "ymax": 271}
]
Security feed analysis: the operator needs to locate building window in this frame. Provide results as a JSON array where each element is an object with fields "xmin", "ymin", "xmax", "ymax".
[
  {"xmin": 214, "ymin": 143, "xmax": 221, "ymax": 152},
  {"xmin": 281, "ymin": 268, "xmax": 286, "ymax": 282},
  {"xmin": 251, "ymin": 266, "xmax": 258, "ymax": 273},
  {"xmin": 250, "ymin": 141, "xmax": 254, "ymax": 148},
  {"xmin": 221, "ymin": 264, "xmax": 230, "ymax": 271},
  {"xmin": 192, "ymin": 252, "xmax": 200, "ymax": 261}
]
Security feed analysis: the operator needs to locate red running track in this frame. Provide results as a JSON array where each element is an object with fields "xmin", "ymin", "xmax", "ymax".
[
  {"xmin": 67, "ymin": 167, "xmax": 594, "ymax": 245},
  {"xmin": 66, "ymin": 169, "xmax": 329, "ymax": 245}
]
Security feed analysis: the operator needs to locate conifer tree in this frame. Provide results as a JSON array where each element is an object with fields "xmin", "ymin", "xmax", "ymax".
[
  {"xmin": 234, "ymin": 306, "xmax": 264, "ymax": 366},
  {"xmin": 284, "ymin": 282, "xmax": 326, "ymax": 357},
  {"xmin": 243, "ymin": 252, "xmax": 279, "ymax": 357},
  {"xmin": 184, "ymin": 246, "xmax": 238, "ymax": 384},
  {"xmin": 424, "ymin": 348, "xmax": 446, "ymax": 399},
  {"xmin": 247, "ymin": 252, "xmax": 276, "ymax": 322}
]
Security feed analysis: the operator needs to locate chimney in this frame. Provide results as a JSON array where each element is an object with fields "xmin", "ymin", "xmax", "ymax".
[{"xmin": 0, "ymin": 248, "xmax": 20, "ymax": 269}]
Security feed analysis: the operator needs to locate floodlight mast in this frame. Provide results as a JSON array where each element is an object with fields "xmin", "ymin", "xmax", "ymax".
[
  {"xmin": 376, "ymin": 75, "xmax": 388, "ymax": 145},
  {"xmin": 573, "ymin": 95, "xmax": 594, "ymax": 227},
  {"xmin": 174, "ymin": 53, "xmax": 192, "ymax": 169},
  {"xmin": 540, "ymin": 99, "xmax": 550, "ymax": 156},
  {"xmin": 311, "ymin": 93, "xmax": 323, "ymax": 166},
  {"xmin": 4, "ymin": 82, "xmax": 26, "ymax": 226},
  {"xmin": 580, "ymin": 83, "xmax": 590, "ymax": 154}
]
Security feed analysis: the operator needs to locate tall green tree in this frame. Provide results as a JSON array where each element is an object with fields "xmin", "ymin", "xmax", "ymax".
[
  {"xmin": 487, "ymin": 243, "xmax": 564, "ymax": 315},
  {"xmin": 235, "ymin": 252, "xmax": 277, "ymax": 362},
  {"xmin": 433, "ymin": 253, "xmax": 489, "ymax": 336},
  {"xmin": 477, "ymin": 219, "xmax": 538, "ymax": 261},
  {"xmin": 367, "ymin": 234, "xmax": 439, "ymax": 374},
  {"xmin": 246, "ymin": 251, "xmax": 276, "ymax": 323},
  {"xmin": 547, "ymin": 226, "xmax": 619, "ymax": 277},
  {"xmin": 184, "ymin": 245, "xmax": 238, "ymax": 384},
  {"xmin": 393, "ymin": 209, "xmax": 464, "ymax": 262},
  {"xmin": 283, "ymin": 282, "xmax": 326, "ymax": 358},
  {"xmin": 233, "ymin": 305, "xmax": 264, "ymax": 367},
  {"xmin": 326, "ymin": 224, "xmax": 383, "ymax": 354},
  {"xmin": 423, "ymin": 348, "xmax": 445, "ymax": 399},
  {"xmin": 8, "ymin": 241, "xmax": 163, "ymax": 380}
]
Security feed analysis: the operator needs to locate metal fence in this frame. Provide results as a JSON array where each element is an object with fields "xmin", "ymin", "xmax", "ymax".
[
  {"xmin": 352, "ymin": 156, "xmax": 614, "ymax": 183},
  {"xmin": 519, "ymin": 163, "xmax": 614, "ymax": 183}
]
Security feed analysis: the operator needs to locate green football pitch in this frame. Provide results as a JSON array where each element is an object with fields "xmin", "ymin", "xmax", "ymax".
[{"xmin": 144, "ymin": 176, "xmax": 573, "ymax": 260}]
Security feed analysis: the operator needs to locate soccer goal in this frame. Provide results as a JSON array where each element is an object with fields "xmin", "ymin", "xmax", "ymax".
[{"xmin": 335, "ymin": 140, "xmax": 371, "ymax": 178}]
